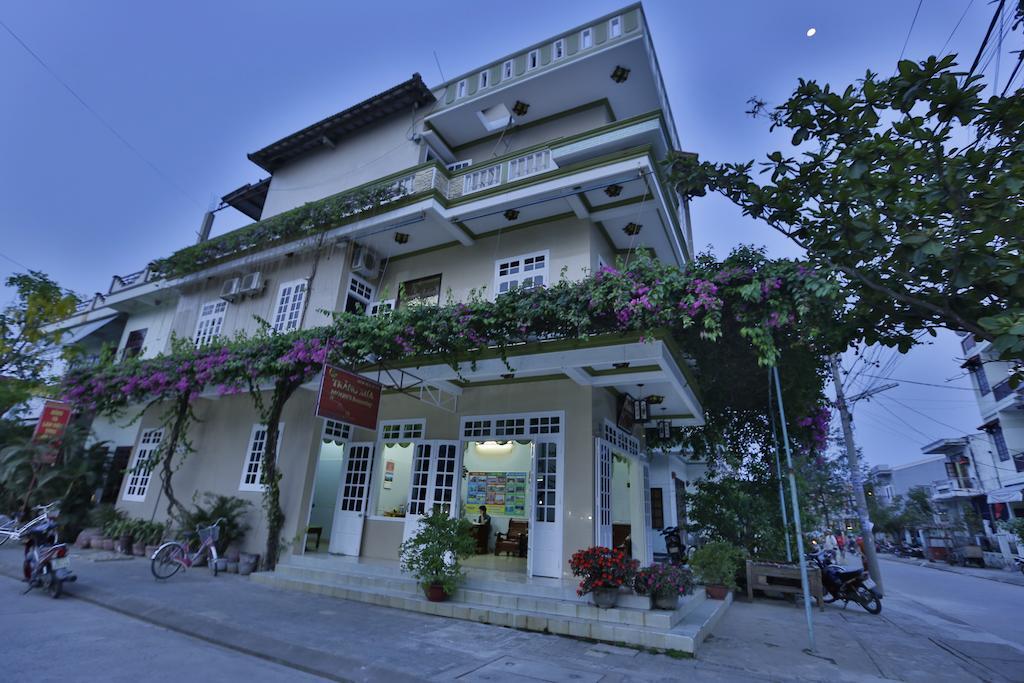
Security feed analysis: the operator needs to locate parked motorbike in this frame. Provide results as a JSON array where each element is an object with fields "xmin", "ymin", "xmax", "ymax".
[
  {"xmin": 807, "ymin": 549, "xmax": 882, "ymax": 615},
  {"xmin": 21, "ymin": 504, "xmax": 76, "ymax": 598},
  {"xmin": 660, "ymin": 526, "xmax": 688, "ymax": 565}
]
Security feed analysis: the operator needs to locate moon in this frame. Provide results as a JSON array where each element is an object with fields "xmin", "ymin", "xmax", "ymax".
[{"xmin": 806, "ymin": 28, "xmax": 817, "ymax": 37}]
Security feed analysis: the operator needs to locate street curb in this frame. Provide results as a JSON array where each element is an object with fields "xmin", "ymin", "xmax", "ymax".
[
  {"xmin": 0, "ymin": 567, "xmax": 418, "ymax": 683},
  {"xmin": 879, "ymin": 556, "xmax": 1024, "ymax": 588}
]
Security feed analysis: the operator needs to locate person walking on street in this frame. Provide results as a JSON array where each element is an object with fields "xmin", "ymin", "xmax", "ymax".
[
  {"xmin": 823, "ymin": 530, "xmax": 838, "ymax": 557},
  {"xmin": 836, "ymin": 532, "xmax": 847, "ymax": 560}
]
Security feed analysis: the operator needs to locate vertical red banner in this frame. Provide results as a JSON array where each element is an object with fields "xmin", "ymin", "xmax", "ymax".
[{"xmin": 32, "ymin": 400, "xmax": 73, "ymax": 464}]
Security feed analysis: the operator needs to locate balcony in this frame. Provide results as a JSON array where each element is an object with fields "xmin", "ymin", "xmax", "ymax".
[
  {"xmin": 991, "ymin": 378, "xmax": 1023, "ymax": 403},
  {"xmin": 931, "ymin": 477, "xmax": 982, "ymax": 500},
  {"xmin": 960, "ymin": 334, "xmax": 976, "ymax": 354}
]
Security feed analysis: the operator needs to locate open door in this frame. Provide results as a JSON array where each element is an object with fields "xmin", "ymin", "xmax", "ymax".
[
  {"xmin": 529, "ymin": 439, "xmax": 561, "ymax": 578},
  {"xmin": 595, "ymin": 438, "xmax": 612, "ymax": 547},
  {"xmin": 403, "ymin": 442, "xmax": 433, "ymax": 543},
  {"xmin": 328, "ymin": 442, "xmax": 374, "ymax": 555},
  {"xmin": 403, "ymin": 441, "xmax": 460, "ymax": 543}
]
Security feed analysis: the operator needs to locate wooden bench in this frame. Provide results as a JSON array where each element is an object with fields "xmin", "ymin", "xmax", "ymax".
[
  {"xmin": 745, "ymin": 560, "xmax": 825, "ymax": 610},
  {"xmin": 495, "ymin": 519, "xmax": 528, "ymax": 557}
]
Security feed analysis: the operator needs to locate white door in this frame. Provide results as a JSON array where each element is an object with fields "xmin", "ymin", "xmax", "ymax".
[
  {"xmin": 530, "ymin": 439, "xmax": 562, "ymax": 578},
  {"xmin": 402, "ymin": 441, "xmax": 460, "ymax": 543},
  {"xmin": 328, "ymin": 442, "xmax": 374, "ymax": 555},
  {"xmin": 642, "ymin": 460, "xmax": 654, "ymax": 565},
  {"xmin": 403, "ymin": 442, "xmax": 433, "ymax": 543},
  {"xmin": 595, "ymin": 438, "xmax": 613, "ymax": 548}
]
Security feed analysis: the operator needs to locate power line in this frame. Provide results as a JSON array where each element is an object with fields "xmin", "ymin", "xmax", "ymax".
[
  {"xmin": 0, "ymin": 17, "xmax": 202, "ymax": 209},
  {"xmin": 939, "ymin": 0, "xmax": 976, "ymax": 56},
  {"xmin": 968, "ymin": 0, "xmax": 1007, "ymax": 77},
  {"xmin": 860, "ymin": 374, "xmax": 976, "ymax": 391},
  {"xmin": 895, "ymin": 0, "xmax": 925, "ymax": 72},
  {"xmin": 876, "ymin": 394, "xmax": 973, "ymax": 436},
  {"xmin": 0, "ymin": 250, "xmax": 32, "ymax": 272}
]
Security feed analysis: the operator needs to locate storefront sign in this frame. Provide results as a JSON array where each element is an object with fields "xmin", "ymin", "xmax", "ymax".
[
  {"xmin": 316, "ymin": 365, "xmax": 382, "ymax": 431},
  {"xmin": 32, "ymin": 400, "xmax": 73, "ymax": 464}
]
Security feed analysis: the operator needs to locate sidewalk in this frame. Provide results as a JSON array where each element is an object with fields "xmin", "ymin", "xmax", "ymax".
[
  {"xmin": 0, "ymin": 546, "xmax": 1017, "ymax": 682},
  {"xmin": 879, "ymin": 554, "xmax": 1024, "ymax": 587}
]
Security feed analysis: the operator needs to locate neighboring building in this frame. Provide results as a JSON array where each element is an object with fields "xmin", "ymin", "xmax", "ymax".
[
  {"xmin": 959, "ymin": 332, "xmax": 1024, "ymax": 520},
  {"xmin": 55, "ymin": 5, "xmax": 706, "ymax": 580},
  {"xmin": 869, "ymin": 456, "xmax": 947, "ymax": 508}
]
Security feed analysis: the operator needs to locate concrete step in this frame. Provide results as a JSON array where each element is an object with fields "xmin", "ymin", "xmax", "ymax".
[
  {"xmin": 270, "ymin": 562, "xmax": 701, "ymax": 629},
  {"xmin": 251, "ymin": 571, "xmax": 729, "ymax": 654}
]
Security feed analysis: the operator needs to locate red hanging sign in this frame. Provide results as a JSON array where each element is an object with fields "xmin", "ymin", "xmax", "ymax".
[
  {"xmin": 316, "ymin": 366, "xmax": 382, "ymax": 431},
  {"xmin": 32, "ymin": 400, "xmax": 73, "ymax": 464}
]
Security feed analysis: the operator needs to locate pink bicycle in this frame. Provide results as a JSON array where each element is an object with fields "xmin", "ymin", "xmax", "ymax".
[{"xmin": 150, "ymin": 518, "xmax": 223, "ymax": 580}]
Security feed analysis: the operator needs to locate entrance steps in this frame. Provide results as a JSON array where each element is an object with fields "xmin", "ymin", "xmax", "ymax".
[{"xmin": 250, "ymin": 555, "xmax": 731, "ymax": 654}]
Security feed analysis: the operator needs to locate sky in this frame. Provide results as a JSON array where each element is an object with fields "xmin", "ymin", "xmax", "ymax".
[{"xmin": 0, "ymin": 1, "xmax": 1018, "ymax": 467}]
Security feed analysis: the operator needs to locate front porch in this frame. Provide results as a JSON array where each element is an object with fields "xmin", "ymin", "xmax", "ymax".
[{"xmin": 250, "ymin": 553, "xmax": 730, "ymax": 654}]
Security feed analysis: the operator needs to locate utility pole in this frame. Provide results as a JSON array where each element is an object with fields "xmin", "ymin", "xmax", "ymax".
[{"xmin": 830, "ymin": 355, "xmax": 885, "ymax": 597}]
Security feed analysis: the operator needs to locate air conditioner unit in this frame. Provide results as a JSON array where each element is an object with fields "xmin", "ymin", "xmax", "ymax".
[
  {"xmin": 238, "ymin": 271, "xmax": 263, "ymax": 294},
  {"xmin": 219, "ymin": 277, "xmax": 241, "ymax": 301},
  {"xmin": 351, "ymin": 244, "xmax": 382, "ymax": 280}
]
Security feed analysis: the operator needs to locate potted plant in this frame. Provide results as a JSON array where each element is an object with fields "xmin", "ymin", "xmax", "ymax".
[
  {"xmin": 131, "ymin": 520, "xmax": 147, "ymax": 556},
  {"xmin": 569, "ymin": 546, "xmax": 638, "ymax": 609},
  {"xmin": 238, "ymin": 552, "xmax": 259, "ymax": 575},
  {"xmin": 689, "ymin": 541, "xmax": 745, "ymax": 600},
  {"xmin": 633, "ymin": 563, "xmax": 695, "ymax": 610},
  {"xmin": 399, "ymin": 508, "xmax": 476, "ymax": 601},
  {"xmin": 143, "ymin": 521, "xmax": 165, "ymax": 558},
  {"xmin": 181, "ymin": 493, "xmax": 252, "ymax": 556}
]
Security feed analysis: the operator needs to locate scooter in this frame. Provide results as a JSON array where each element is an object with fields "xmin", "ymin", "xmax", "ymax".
[
  {"xmin": 660, "ymin": 526, "xmax": 688, "ymax": 565},
  {"xmin": 20, "ymin": 504, "xmax": 76, "ymax": 598},
  {"xmin": 807, "ymin": 549, "xmax": 882, "ymax": 615}
]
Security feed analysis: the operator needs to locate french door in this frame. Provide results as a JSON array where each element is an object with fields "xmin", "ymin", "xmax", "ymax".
[
  {"xmin": 528, "ymin": 438, "xmax": 562, "ymax": 578},
  {"xmin": 328, "ymin": 442, "xmax": 374, "ymax": 555},
  {"xmin": 402, "ymin": 440, "xmax": 459, "ymax": 543},
  {"xmin": 595, "ymin": 438, "xmax": 613, "ymax": 548}
]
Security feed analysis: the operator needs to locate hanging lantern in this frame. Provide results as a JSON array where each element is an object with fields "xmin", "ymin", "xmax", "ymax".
[
  {"xmin": 633, "ymin": 396, "xmax": 649, "ymax": 423},
  {"xmin": 658, "ymin": 420, "xmax": 671, "ymax": 439}
]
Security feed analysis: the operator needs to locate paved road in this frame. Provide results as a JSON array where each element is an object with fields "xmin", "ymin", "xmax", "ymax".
[
  {"xmin": 879, "ymin": 557, "xmax": 1024, "ymax": 647},
  {"xmin": 0, "ymin": 574, "xmax": 327, "ymax": 683}
]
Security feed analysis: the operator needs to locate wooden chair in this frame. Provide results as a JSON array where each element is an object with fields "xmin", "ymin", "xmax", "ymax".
[{"xmin": 495, "ymin": 519, "xmax": 528, "ymax": 557}]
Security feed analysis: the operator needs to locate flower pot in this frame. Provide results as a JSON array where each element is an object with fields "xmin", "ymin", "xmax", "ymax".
[
  {"xmin": 101, "ymin": 538, "xmax": 115, "ymax": 551},
  {"xmin": 651, "ymin": 591, "xmax": 680, "ymax": 610},
  {"xmin": 424, "ymin": 583, "xmax": 449, "ymax": 602},
  {"xmin": 591, "ymin": 587, "xmax": 620, "ymax": 609},
  {"xmin": 226, "ymin": 561, "xmax": 239, "ymax": 574},
  {"xmin": 224, "ymin": 545, "xmax": 241, "ymax": 563},
  {"xmin": 145, "ymin": 545, "xmax": 159, "ymax": 558},
  {"xmin": 705, "ymin": 584, "xmax": 730, "ymax": 600},
  {"xmin": 133, "ymin": 541, "xmax": 146, "ymax": 556},
  {"xmin": 118, "ymin": 535, "xmax": 134, "ymax": 555},
  {"xmin": 215, "ymin": 558, "xmax": 227, "ymax": 573},
  {"xmin": 238, "ymin": 553, "xmax": 258, "ymax": 576},
  {"xmin": 75, "ymin": 528, "xmax": 98, "ymax": 549}
]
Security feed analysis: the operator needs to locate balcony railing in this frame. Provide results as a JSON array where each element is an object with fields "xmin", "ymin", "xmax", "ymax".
[{"xmin": 931, "ymin": 477, "xmax": 977, "ymax": 498}]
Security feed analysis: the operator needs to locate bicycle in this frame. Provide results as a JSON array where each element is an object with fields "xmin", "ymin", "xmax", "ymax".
[
  {"xmin": 150, "ymin": 518, "xmax": 224, "ymax": 580},
  {"xmin": 0, "ymin": 501, "xmax": 61, "ymax": 546}
]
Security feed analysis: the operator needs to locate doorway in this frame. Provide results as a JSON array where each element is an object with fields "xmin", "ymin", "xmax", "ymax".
[
  {"xmin": 460, "ymin": 440, "xmax": 532, "ymax": 574},
  {"xmin": 595, "ymin": 432, "xmax": 653, "ymax": 565},
  {"xmin": 305, "ymin": 441, "xmax": 345, "ymax": 553}
]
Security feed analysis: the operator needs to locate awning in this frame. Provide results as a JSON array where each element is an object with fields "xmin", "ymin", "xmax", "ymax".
[
  {"xmin": 62, "ymin": 314, "xmax": 119, "ymax": 346},
  {"xmin": 987, "ymin": 486, "xmax": 1024, "ymax": 504}
]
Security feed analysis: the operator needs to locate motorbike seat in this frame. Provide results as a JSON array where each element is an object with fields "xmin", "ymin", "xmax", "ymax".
[{"xmin": 835, "ymin": 568, "xmax": 863, "ymax": 581}]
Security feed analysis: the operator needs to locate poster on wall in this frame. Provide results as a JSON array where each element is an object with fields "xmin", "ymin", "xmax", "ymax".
[
  {"xmin": 383, "ymin": 460, "xmax": 395, "ymax": 489},
  {"xmin": 466, "ymin": 472, "xmax": 528, "ymax": 516}
]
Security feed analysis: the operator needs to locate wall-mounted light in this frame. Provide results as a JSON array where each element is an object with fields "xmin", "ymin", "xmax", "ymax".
[
  {"xmin": 646, "ymin": 395, "xmax": 664, "ymax": 405},
  {"xmin": 610, "ymin": 66, "xmax": 631, "ymax": 83},
  {"xmin": 612, "ymin": 362, "xmax": 630, "ymax": 369},
  {"xmin": 477, "ymin": 440, "xmax": 514, "ymax": 455},
  {"xmin": 623, "ymin": 222, "xmax": 642, "ymax": 236},
  {"xmin": 604, "ymin": 184, "xmax": 623, "ymax": 197},
  {"xmin": 501, "ymin": 373, "xmax": 515, "ymax": 380},
  {"xmin": 658, "ymin": 420, "xmax": 671, "ymax": 439},
  {"xmin": 503, "ymin": 209, "xmax": 520, "ymax": 221},
  {"xmin": 394, "ymin": 232, "xmax": 410, "ymax": 244},
  {"xmin": 512, "ymin": 100, "xmax": 530, "ymax": 116}
]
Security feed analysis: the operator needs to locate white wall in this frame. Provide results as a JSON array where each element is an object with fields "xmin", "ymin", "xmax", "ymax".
[
  {"xmin": 115, "ymin": 302, "xmax": 177, "ymax": 359},
  {"xmin": 374, "ymin": 443, "xmax": 415, "ymax": 515},
  {"xmin": 260, "ymin": 114, "xmax": 422, "ymax": 220}
]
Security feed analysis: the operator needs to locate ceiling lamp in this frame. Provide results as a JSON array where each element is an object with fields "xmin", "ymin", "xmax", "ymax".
[
  {"xmin": 612, "ymin": 362, "xmax": 630, "ymax": 369},
  {"xmin": 623, "ymin": 222, "xmax": 642, "ymax": 236},
  {"xmin": 477, "ymin": 440, "xmax": 514, "ymax": 455},
  {"xmin": 610, "ymin": 66, "xmax": 631, "ymax": 83},
  {"xmin": 512, "ymin": 100, "xmax": 530, "ymax": 116},
  {"xmin": 604, "ymin": 184, "xmax": 623, "ymax": 197},
  {"xmin": 646, "ymin": 395, "xmax": 664, "ymax": 405},
  {"xmin": 394, "ymin": 232, "xmax": 410, "ymax": 244},
  {"xmin": 504, "ymin": 209, "xmax": 520, "ymax": 221},
  {"xmin": 657, "ymin": 420, "xmax": 672, "ymax": 439}
]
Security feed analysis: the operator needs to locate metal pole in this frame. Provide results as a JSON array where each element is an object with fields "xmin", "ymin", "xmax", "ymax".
[
  {"xmin": 769, "ymin": 369, "xmax": 793, "ymax": 562},
  {"xmin": 829, "ymin": 355, "xmax": 885, "ymax": 596},
  {"xmin": 772, "ymin": 364, "xmax": 816, "ymax": 652}
]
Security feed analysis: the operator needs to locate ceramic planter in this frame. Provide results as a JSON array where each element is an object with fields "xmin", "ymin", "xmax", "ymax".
[
  {"xmin": 238, "ymin": 552, "xmax": 258, "ymax": 576},
  {"xmin": 651, "ymin": 591, "xmax": 680, "ymax": 610},
  {"xmin": 424, "ymin": 583, "xmax": 449, "ymax": 602},
  {"xmin": 591, "ymin": 587, "xmax": 620, "ymax": 609},
  {"xmin": 224, "ymin": 545, "xmax": 241, "ymax": 563},
  {"xmin": 226, "ymin": 561, "xmax": 239, "ymax": 574},
  {"xmin": 705, "ymin": 584, "xmax": 730, "ymax": 600},
  {"xmin": 133, "ymin": 541, "xmax": 146, "ymax": 556},
  {"xmin": 215, "ymin": 558, "xmax": 227, "ymax": 573},
  {"xmin": 101, "ymin": 538, "xmax": 115, "ymax": 551}
]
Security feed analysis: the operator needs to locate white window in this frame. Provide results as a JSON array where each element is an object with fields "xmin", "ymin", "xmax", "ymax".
[
  {"xmin": 553, "ymin": 39, "xmax": 565, "ymax": 60},
  {"xmin": 494, "ymin": 251, "xmax": 549, "ymax": 295},
  {"xmin": 194, "ymin": 300, "xmax": 227, "ymax": 347},
  {"xmin": 123, "ymin": 428, "xmax": 163, "ymax": 501},
  {"xmin": 447, "ymin": 159, "xmax": 473, "ymax": 171},
  {"xmin": 369, "ymin": 299, "xmax": 395, "ymax": 317},
  {"xmin": 344, "ymin": 275, "xmax": 375, "ymax": 315},
  {"xmin": 239, "ymin": 423, "xmax": 284, "ymax": 491},
  {"xmin": 609, "ymin": 16, "xmax": 622, "ymax": 38},
  {"xmin": 456, "ymin": 80, "xmax": 467, "ymax": 98},
  {"xmin": 479, "ymin": 71, "xmax": 489, "ymax": 89},
  {"xmin": 380, "ymin": 420, "xmax": 425, "ymax": 441},
  {"xmin": 272, "ymin": 279, "xmax": 307, "ymax": 332},
  {"xmin": 581, "ymin": 28, "xmax": 593, "ymax": 49},
  {"xmin": 502, "ymin": 60, "xmax": 513, "ymax": 79},
  {"xmin": 527, "ymin": 49, "xmax": 539, "ymax": 70}
]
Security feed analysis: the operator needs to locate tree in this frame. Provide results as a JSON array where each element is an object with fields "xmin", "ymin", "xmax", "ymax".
[
  {"xmin": 669, "ymin": 54, "xmax": 1024, "ymax": 360},
  {"xmin": 0, "ymin": 272, "xmax": 78, "ymax": 415}
]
